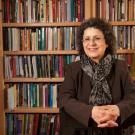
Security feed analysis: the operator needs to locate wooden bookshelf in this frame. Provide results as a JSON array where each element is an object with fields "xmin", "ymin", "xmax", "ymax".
[
  {"xmin": 3, "ymin": 49, "xmax": 135, "ymax": 56},
  {"xmin": 2, "ymin": 21, "xmax": 135, "ymax": 28},
  {"xmin": 2, "ymin": 22, "xmax": 81, "ymax": 27},
  {"xmin": 4, "ymin": 50, "xmax": 79, "ymax": 55},
  {"xmin": 111, "ymin": 21, "xmax": 135, "ymax": 26},
  {"xmin": 4, "ymin": 77, "xmax": 64, "ymax": 83},
  {"xmin": 116, "ymin": 49, "xmax": 135, "ymax": 54},
  {"xmin": 5, "ymin": 107, "xmax": 59, "ymax": 113},
  {"xmin": 1, "ymin": 0, "xmax": 135, "ymax": 134},
  {"xmin": 1, "ymin": 1, "xmax": 91, "ymax": 133},
  {"xmin": 0, "ymin": 0, "xmax": 4, "ymax": 134},
  {"xmin": 4, "ymin": 76, "xmax": 135, "ymax": 82}
]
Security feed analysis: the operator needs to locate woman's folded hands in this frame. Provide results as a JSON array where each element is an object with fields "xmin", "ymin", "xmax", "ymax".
[{"xmin": 91, "ymin": 105, "xmax": 120, "ymax": 128}]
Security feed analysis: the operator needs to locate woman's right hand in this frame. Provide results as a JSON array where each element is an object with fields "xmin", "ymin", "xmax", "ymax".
[{"xmin": 97, "ymin": 120, "xmax": 118, "ymax": 128}]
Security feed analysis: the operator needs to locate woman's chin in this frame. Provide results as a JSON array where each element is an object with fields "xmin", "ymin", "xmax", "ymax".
[
  {"xmin": 88, "ymin": 55, "xmax": 99, "ymax": 59},
  {"xmin": 87, "ymin": 55, "xmax": 100, "ymax": 62}
]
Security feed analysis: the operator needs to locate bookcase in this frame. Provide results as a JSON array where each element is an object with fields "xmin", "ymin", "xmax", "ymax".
[
  {"xmin": 0, "ymin": 0, "xmax": 135, "ymax": 135},
  {"xmin": 0, "ymin": 0, "xmax": 93, "ymax": 135}
]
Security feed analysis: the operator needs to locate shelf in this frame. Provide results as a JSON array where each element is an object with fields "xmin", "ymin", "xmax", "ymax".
[
  {"xmin": 2, "ymin": 21, "xmax": 135, "ymax": 27},
  {"xmin": 4, "ymin": 49, "xmax": 135, "ymax": 55},
  {"xmin": 4, "ymin": 50, "xmax": 79, "ymax": 55},
  {"xmin": 4, "ymin": 77, "xmax": 64, "ymax": 83},
  {"xmin": 5, "ymin": 107, "xmax": 59, "ymax": 113},
  {"xmin": 111, "ymin": 21, "xmax": 135, "ymax": 26},
  {"xmin": 116, "ymin": 49, "xmax": 135, "ymax": 54},
  {"xmin": 2, "ymin": 22, "xmax": 81, "ymax": 27},
  {"xmin": 4, "ymin": 76, "xmax": 135, "ymax": 82}
]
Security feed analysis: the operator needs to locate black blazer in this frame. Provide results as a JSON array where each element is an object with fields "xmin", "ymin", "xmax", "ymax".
[{"xmin": 58, "ymin": 59, "xmax": 135, "ymax": 135}]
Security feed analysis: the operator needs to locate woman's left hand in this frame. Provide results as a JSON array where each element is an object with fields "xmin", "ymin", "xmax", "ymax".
[
  {"xmin": 98, "ymin": 120, "xmax": 118, "ymax": 128},
  {"xmin": 95, "ymin": 105, "xmax": 120, "ymax": 128},
  {"xmin": 98, "ymin": 105, "xmax": 120, "ymax": 123}
]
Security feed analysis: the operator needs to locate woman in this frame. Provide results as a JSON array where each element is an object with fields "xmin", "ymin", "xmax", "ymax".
[{"xmin": 58, "ymin": 18, "xmax": 135, "ymax": 135}]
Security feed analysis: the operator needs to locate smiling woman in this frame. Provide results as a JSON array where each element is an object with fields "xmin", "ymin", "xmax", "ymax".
[{"xmin": 58, "ymin": 18, "xmax": 135, "ymax": 135}]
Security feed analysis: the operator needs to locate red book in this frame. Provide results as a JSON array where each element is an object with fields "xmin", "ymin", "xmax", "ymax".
[
  {"xmin": 10, "ymin": 56, "xmax": 16, "ymax": 77},
  {"xmin": 101, "ymin": 0, "xmax": 106, "ymax": 19},
  {"xmin": 59, "ymin": 56, "xmax": 63, "ymax": 77},
  {"xmin": 77, "ymin": 0, "xmax": 81, "ymax": 22},
  {"xmin": 33, "ymin": 114, "xmax": 39, "ymax": 135},
  {"xmin": 6, "ymin": 0, "xmax": 10, "ymax": 22}
]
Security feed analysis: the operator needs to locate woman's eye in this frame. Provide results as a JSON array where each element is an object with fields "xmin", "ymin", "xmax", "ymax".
[
  {"xmin": 85, "ymin": 38, "xmax": 90, "ymax": 41},
  {"xmin": 95, "ymin": 37, "xmax": 101, "ymax": 40},
  {"xmin": 83, "ymin": 38, "xmax": 90, "ymax": 42}
]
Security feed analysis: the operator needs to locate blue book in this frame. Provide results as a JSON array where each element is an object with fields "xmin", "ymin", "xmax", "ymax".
[
  {"xmin": 6, "ymin": 114, "xmax": 14, "ymax": 135},
  {"xmin": 40, "ymin": 28, "xmax": 45, "ymax": 50},
  {"xmin": 65, "ymin": 27, "xmax": 70, "ymax": 50},
  {"xmin": 49, "ymin": 84, "xmax": 53, "ymax": 107}
]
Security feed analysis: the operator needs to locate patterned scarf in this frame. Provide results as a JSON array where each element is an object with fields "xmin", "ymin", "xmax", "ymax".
[{"xmin": 80, "ymin": 54, "xmax": 113, "ymax": 105}]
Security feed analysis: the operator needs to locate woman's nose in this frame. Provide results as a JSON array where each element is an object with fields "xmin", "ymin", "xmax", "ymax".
[{"xmin": 87, "ymin": 39, "xmax": 96, "ymax": 46}]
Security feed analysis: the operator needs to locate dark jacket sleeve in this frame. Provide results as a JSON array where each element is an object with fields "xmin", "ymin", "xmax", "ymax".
[
  {"xmin": 58, "ymin": 63, "xmax": 93, "ymax": 127},
  {"xmin": 116, "ymin": 61, "xmax": 135, "ymax": 127}
]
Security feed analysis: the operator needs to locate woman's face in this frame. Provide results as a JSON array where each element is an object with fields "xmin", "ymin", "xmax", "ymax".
[{"xmin": 83, "ymin": 27, "xmax": 108, "ymax": 63}]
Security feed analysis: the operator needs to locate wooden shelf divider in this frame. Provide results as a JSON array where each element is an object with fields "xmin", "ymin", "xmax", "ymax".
[
  {"xmin": 4, "ymin": 77, "xmax": 64, "ymax": 83},
  {"xmin": 5, "ymin": 107, "xmax": 59, "ymax": 113}
]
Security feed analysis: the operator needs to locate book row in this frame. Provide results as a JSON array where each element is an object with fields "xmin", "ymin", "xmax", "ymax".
[
  {"xmin": 5, "ymin": 83, "xmax": 61, "ymax": 110},
  {"xmin": 3, "ymin": 0, "xmax": 84, "ymax": 23},
  {"xmin": 4, "ymin": 55, "xmax": 77, "ymax": 79},
  {"xmin": 4, "ymin": 54, "xmax": 135, "ymax": 79},
  {"xmin": 113, "ymin": 26, "xmax": 135, "ymax": 49},
  {"xmin": 3, "ymin": 27, "xmax": 78, "ymax": 51},
  {"xmin": 3, "ymin": 26, "xmax": 135, "ymax": 51},
  {"xmin": 5, "ymin": 114, "xmax": 60, "ymax": 135},
  {"xmin": 96, "ymin": 0, "xmax": 135, "ymax": 21}
]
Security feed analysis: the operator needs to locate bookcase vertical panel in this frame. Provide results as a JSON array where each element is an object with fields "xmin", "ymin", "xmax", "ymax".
[
  {"xmin": 0, "ymin": 57, "xmax": 4, "ymax": 135},
  {"xmin": 0, "ymin": 0, "xmax": 5, "ymax": 134}
]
